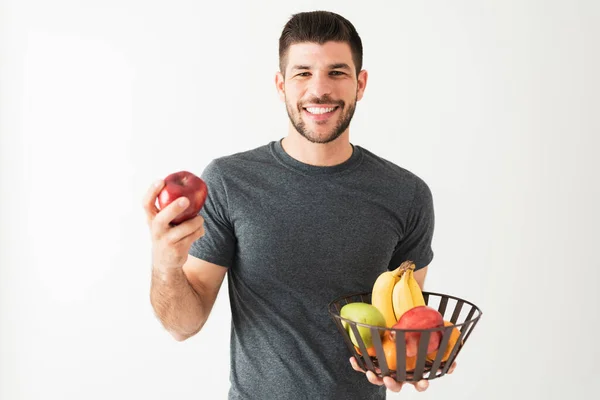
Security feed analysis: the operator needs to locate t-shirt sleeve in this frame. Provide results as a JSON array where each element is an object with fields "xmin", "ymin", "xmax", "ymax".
[
  {"xmin": 388, "ymin": 178, "xmax": 435, "ymax": 271},
  {"xmin": 189, "ymin": 160, "xmax": 236, "ymax": 268}
]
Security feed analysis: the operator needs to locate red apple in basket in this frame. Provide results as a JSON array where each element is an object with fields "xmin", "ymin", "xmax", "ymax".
[
  {"xmin": 392, "ymin": 306, "xmax": 444, "ymax": 358},
  {"xmin": 158, "ymin": 171, "xmax": 208, "ymax": 225}
]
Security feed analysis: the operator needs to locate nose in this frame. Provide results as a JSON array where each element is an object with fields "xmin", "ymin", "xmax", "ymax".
[{"xmin": 307, "ymin": 72, "xmax": 333, "ymax": 99}]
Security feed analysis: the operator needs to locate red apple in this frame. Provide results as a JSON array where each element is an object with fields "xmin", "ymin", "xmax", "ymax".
[
  {"xmin": 392, "ymin": 306, "xmax": 444, "ymax": 357},
  {"xmin": 157, "ymin": 171, "xmax": 208, "ymax": 225}
]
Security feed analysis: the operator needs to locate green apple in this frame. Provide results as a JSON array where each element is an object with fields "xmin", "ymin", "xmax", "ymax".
[{"xmin": 340, "ymin": 302, "xmax": 386, "ymax": 348}]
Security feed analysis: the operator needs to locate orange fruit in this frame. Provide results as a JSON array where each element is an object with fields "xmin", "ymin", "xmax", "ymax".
[
  {"xmin": 354, "ymin": 345, "xmax": 377, "ymax": 357},
  {"xmin": 405, "ymin": 355, "xmax": 417, "ymax": 371},
  {"xmin": 426, "ymin": 320, "xmax": 462, "ymax": 362},
  {"xmin": 381, "ymin": 334, "xmax": 418, "ymax": 371}
]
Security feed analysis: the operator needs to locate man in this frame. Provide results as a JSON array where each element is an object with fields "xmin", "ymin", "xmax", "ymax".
[{"xmin": 144, "ymin": 10, "xmax": 454, "ymax": 399}]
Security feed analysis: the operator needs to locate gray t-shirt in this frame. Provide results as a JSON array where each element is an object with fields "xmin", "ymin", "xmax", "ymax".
[{"xmin": 189, "ymin": 139, "xmax": 435, "ymax": 400}]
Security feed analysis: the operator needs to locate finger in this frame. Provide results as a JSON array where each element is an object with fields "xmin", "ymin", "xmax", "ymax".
[
  {"xmin": 365, "ymin": 370, "xmax": 384, "ymax": 386},
  {"xmin": 448, "ymin": 361, "xmax": 457, "ymax": 374},
  {"xmin": 349, "ymin": 357, "xmax": 364, "ymax": 373},
  {"xmin": 143, "ymin": 179, "xmax": 165, "ymax": 221},
  {"xmin": 413, "ymin": 379, "xmax": 429, "ymax": 392},
  {"xmin": 164, "ymin": 213, "xmax": 202, "ymax": 244},
  {"xmin": 153, "ymin": 197, "xmax": 190, "ymax": 235},
  {"xmin": 181, "ymin": 217, "xmax": 205, "ymax": 245},
  {"xmin": 382, "ymin": 376, "xmax": 404, "ymax": 392}
]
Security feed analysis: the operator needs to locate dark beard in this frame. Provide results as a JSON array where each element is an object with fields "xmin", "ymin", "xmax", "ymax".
[{"xmin": 285, "ymin": 94, "xmax": 357, "ymax": 144}]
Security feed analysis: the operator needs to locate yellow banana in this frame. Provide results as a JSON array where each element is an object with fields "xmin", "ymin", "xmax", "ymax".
[
  {"xmin": 407, "ymin": 268, "xmax": 426, "ymax": 307},
  {"xmin": 392, "ymin": 268, "xmax": 414, "ymax": 321},
  {"xmin": 371, "ymin": 267, "xmax": 403, "ymax": 327}
]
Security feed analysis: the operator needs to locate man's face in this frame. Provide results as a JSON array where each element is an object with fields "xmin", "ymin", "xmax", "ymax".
[{"xmin": 276, "ymin": 41, "xmax": 368, "ymax": 144}]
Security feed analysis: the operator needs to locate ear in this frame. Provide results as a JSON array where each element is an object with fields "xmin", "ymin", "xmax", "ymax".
[
  {"xmin": 275, "ymin": 71, "xmax": 286, "ymax": 102},
  {"xmin": 356, "ymin": 69, "xmax": 368, "ymax": 101}
]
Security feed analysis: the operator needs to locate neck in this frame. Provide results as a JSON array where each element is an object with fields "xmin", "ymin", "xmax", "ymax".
[{"xmin": 281, "ymin": 130, "xmax": 353, "ymax": 167}]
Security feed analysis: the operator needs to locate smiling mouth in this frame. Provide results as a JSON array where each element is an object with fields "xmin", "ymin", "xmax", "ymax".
[{"xmin": 302, "ymin": 106, "xmax": 340, "ymax": 115}]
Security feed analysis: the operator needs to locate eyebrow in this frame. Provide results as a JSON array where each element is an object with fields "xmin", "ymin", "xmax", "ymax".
[
  {"xmin": 329, "ymin": 63, "xmax": 352, "ymax": 71},
  {"xmin": 290, "ymin": 63, "xmax": 352, "ymax": 71}
]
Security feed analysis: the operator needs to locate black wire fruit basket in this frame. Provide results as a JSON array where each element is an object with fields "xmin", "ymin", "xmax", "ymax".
[{"xmin": 328, "ymin": 291, "xmax": 482, "ymax": 382}]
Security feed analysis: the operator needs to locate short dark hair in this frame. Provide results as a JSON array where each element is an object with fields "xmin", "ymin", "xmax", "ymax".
[{"xmin": 278, "ymin": 11, "xmax": 363, "ymax": 77}]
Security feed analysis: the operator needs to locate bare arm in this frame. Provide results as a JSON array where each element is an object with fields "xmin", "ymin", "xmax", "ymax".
[
  {"xmin": 144, "ymin": 179, "xmax": 227, "ymax": 341},
  {"xmin": 150, "ymin": 256, "xmax": 227, "ymax": 341},
  {"xmin": 413, "ymin": 265, "xmax": 429, "ymax": 290}
]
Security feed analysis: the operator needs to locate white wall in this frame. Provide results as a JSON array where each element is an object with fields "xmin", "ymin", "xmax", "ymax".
[{"xmin": 1, "ymin": 0, "xmax": 599, "ymax": 399}]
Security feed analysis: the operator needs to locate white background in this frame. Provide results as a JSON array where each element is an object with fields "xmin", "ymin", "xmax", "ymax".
[{"xmin": 1, "ymin": 0, "xmax": 599, "ymax": 399}]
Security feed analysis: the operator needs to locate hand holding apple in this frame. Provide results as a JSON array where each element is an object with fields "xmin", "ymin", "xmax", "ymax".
[
  {"xmin": 158, "ymin": 171, "xmax": 208, "ymax": 225},
  {"xmin": 142, "ymin": 171, "xmax": 208, "ymax": 270}
]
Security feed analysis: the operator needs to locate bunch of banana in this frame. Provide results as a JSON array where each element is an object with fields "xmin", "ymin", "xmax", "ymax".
[
  {"xmin": 370, "ymin": 262, "xmax": 405, "ymax": 327},
  {"xmin": 371, "ymin": 261, "xmax": 426, "ymax": 327}
]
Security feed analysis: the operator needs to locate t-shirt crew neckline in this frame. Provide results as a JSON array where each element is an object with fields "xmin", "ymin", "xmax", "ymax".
[{"xmin": 270, "ymin": 138, "xmax": 363, "ymax": 176}]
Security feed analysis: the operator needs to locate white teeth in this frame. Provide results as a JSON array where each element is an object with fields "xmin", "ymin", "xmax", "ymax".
[{"xmin": 305, "ymin": 107, "xmax": 336, "ymax": 115}]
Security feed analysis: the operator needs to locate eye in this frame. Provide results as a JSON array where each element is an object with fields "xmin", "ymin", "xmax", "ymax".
[
  {"xmin": 330, "ymin": 71, "xmax": 345, "ymax": 76},
  {"xmin": 296, "ymin": 72, "xmax": 311, "ymax": 77}
]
